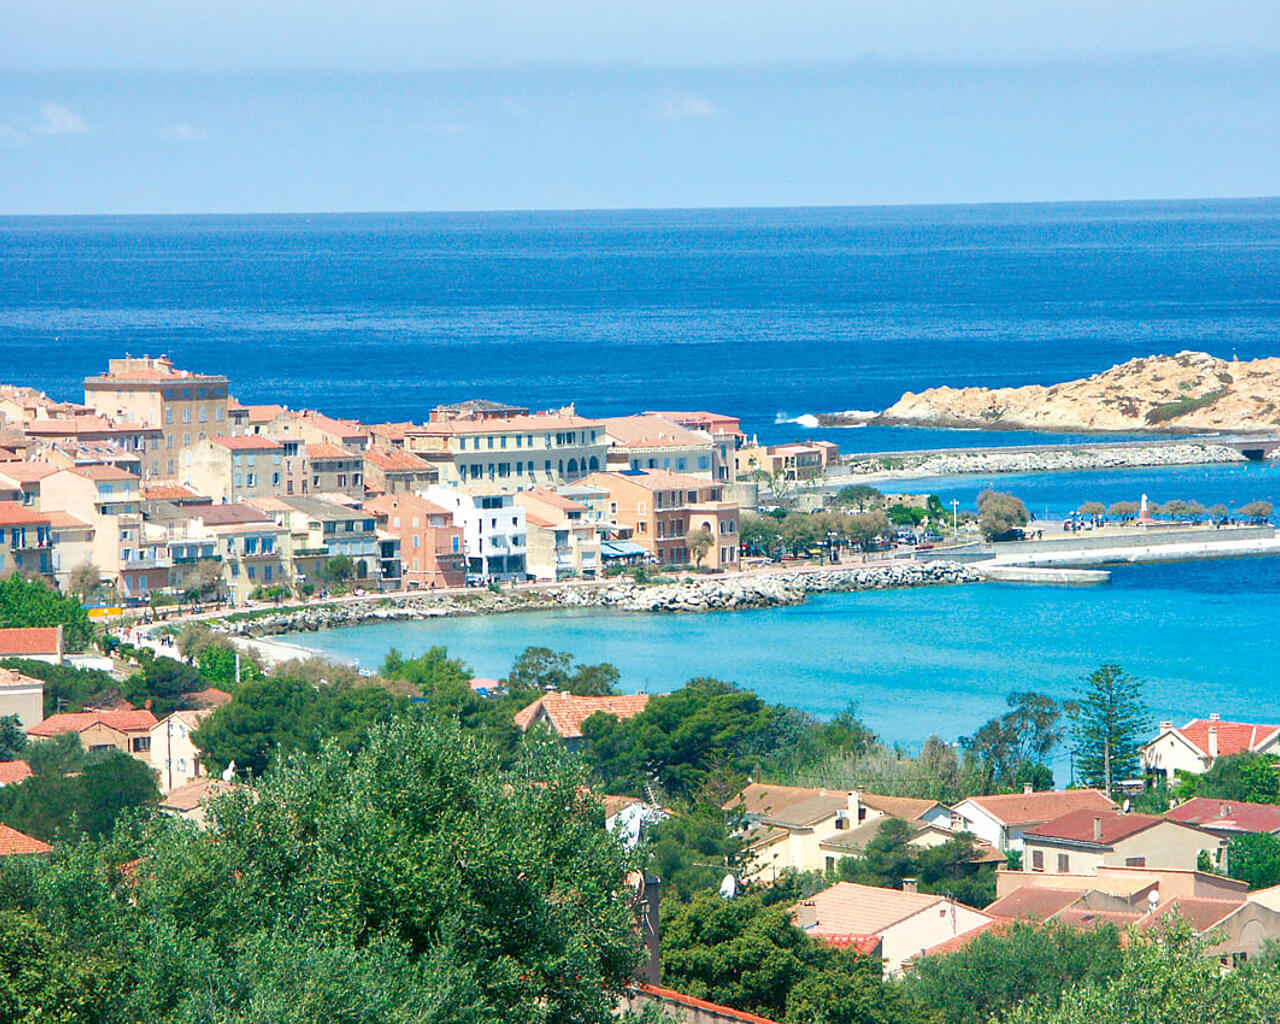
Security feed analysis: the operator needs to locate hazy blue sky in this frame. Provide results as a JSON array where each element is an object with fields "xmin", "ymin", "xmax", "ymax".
[{"xmin": 3, "ymin": 2, "xmax": 1279, "ymax": 213}]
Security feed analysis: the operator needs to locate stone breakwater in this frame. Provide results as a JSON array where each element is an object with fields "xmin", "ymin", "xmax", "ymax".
[
  {"xmin": 216, "ymin": 562, "xmax": 980, "ymax": 639},
  {"xmin": 845, "ymin": 443, "xmax": 1244, "ymax": 480}
]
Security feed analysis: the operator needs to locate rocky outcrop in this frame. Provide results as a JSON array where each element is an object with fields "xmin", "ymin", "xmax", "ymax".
[
  {"xmin": 845, "ymin": 442, "xmax": 1246, "ymax": 478},
  {"xmin": 215, "ymin": 562, "xmax": 980, "ymax": 638},
  {"xmin": 873, "ymin": 352, "xmax": 1280, "ymax": 433}
]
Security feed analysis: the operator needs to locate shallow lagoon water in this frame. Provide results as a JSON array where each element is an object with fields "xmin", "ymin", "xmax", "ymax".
[{"xmin": 285, "ymin": 557, "xmax": 1280, "ymax": 756}]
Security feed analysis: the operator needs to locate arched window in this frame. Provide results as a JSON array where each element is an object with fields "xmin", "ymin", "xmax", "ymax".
[
  {"xmin": 589, "ymin": 456, "xmax": 599, "ymax": 471},
  {"xmin": 567, "ymin": 458, "xmax": 579, "ymax": 475}
]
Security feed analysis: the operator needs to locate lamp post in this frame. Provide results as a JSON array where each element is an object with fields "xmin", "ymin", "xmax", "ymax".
[{"xmin": 951, "ymin": 499, "xmax": 959, "ymax": 540}]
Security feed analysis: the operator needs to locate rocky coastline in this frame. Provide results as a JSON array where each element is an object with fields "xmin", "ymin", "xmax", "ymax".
[
  {"xmin": 214, "ymin": 562, "xmax": 980, "ymax": 639},
  {"xmin": 842, "ymin": 442, "xmax": 1246, "ymax": 481}
]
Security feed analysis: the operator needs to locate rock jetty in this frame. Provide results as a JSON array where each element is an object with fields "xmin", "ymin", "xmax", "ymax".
[
  {"xmin": 216, "ymin": 562, "xmax": 979, "ymax": 638},
  {"xmin": 870, "ymin": 351, "xmax": 1280, "ymax": 433},
  {"xmin": 845, "ymin": 442, "xmax": 1245, "ymax": 479}
]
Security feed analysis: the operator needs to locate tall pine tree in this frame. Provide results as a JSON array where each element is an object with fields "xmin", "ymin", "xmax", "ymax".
[{"xmin": 1071, "ymin": 664, "xmax": 1149, "ymax": 798}]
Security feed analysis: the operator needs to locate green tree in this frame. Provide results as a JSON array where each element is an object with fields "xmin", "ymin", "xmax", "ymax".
[
  {"xmin": 1107, "ymin": 500, "xmax": 1139, "ymax": 520},
  {"xmin": 0, "ymin": 573, "xmax": 92, "ymax": 651},
  {"xmin": 568, "ymin": 662, "xmax": 622, "ymax": 697},
  {"xmin": 195, "ymin": 639, "xmax": 266, "ymax": 689},
  {"xmin": 688, "ymin": 527, "xmax": 715, "ymax": 567},
  {"xmin": 832, "ymin": 485, "xmax": 882, "ymax": 512},
  {"xmin": 1240, "ymin": 500, "xmax": 1274, "ymax": 524},
  {"xmin": 1070, "ymin": 665, "xmax": 1148, "ymax": 799},
  {"xmin": 647, "ymin": 799, "xmax": 745, "ymax": 901},
  {"xmin": 0, "ymin": 909, "xmax": 122, "ymax": 1022},
  {"xmin": 962, "ymin": 692, "xmax": 1069, "ymax": 792},
  {"xmin": 0, "ymin": 748, "xmax": 158, "ymax": 841},
  {"xmin": 1, "ymin": 657, "xmax": 121, "ymax": 717},
  {"xmin": 978, "ymin": 490, "xmax": 1030, "ymax": 540},
  {"xmin": 505, "ymin": 646, "xmax": 573, "ymax": 693},
  {"xmin": 843, "ymin": 511, "xmax": 892, "ymax": 551},
  {"xmin": 1179, "ymin": 751, "xmax": 1280, "ymax": 804},
  {"xmin": 902, "ymin": 919, "xmax": 1124, "ymax": 1024},
  {"xmin": 1227, "ymin": 832, "xmax": 1280, "ymax": 889},
  {"xmin": 1077, "ymin": 501, "xmax": 1106, "ymax": 519},
  {"xmin": 779, "ymin": 514, "xmax": 822, "ymax": 555},
  {"xmin": 0, "ymin": 715, "xmax": 25, "ymax": 761},
  {"xmin": 121, "ymin": 655, "xmax": 203, "ymax": 716},
  {"xmin": 318, "ymin": 554, "xmax": 355, "ymax": 585},
  {"xmin": 738, "ymin": 513, "xmax": 782, "ymax": 558}
]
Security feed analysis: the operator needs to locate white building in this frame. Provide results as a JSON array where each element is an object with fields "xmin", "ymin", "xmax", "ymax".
[
  {"xmin": 1141, "ymin": 715, "xmax": 1280, "ymax": 786},
  {"xmin": 951, "ymin": 788, "xmax": 1115, "ymax": 853},
  {"xmin": 425, "ymin": 486, "xmax": 527, "ymax": 581}
]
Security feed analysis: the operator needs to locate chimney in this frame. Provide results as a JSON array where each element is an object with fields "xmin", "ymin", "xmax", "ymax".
[
  {"xmin": 902, "ymin": 878, "xmax": 918, "ymax": 894},
  {"xmin": 1093, "ymin": 816, "xmax": 1103, "ymax": 843},
  {"xmin": 1210, "ymin": 713, "xmax": 1220, "ymax": 722},
  {"xmin": 1208, "ymin": 726, "xmax": 1219, "ymax": 759},
  {"xmin": 638, "ymin": 875, "xmax": 662, "ymax": 986},
  {"xmin": 1023, "ymin": 782, "xmax": 1034, "ymax": 795},
  {"xmin": 1159, "ymin": 721, "xmax": 1173, "ymax": 731},
  {"xmin": 848, "ymin": 790, "xmax": 863, "ymax": 824},
  {"xmin": 796, "ymin": 900, "xmax": 819, "ymax": 929}
]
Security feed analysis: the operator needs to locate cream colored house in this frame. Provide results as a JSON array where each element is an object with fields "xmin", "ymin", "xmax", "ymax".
[
  {"xmin": 794, "ymin": 881, "xmax": 993, "ymax": 976},
  {"xmin": 601, "ymin": 415, "xmax": 718, "ymax": 479},
  {"xmin": 1021, "ymin": 809, "xmax": 1223, "ymax": 875},
  {"xmin": 184, "ymin": 436, "xmax": 305, "ymax": 504},
  {"xmin": 515, "ymin": 487, "xmax": 603, "ymax": 579},
  {"xmin": 0, "ymin": 667, "xmax": 44, "ymax": 730},
  {"xmin": 1141, "ymin": 714, "xmax": 1280, "ymax": 786},
  {"xmin": 952, "ymin": 788, "xmax": 1115, "ymax": 853},
  {"xmin": 150, "ymin": 709, "xmax": 212, "ymax": 793}
]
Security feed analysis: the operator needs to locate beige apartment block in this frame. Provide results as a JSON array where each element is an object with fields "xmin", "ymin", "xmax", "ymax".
[
  {"xmin": 184, "ymin": 436, "xmax": 306, "ymax": 504},
  {"xmin": 364, "ymin": 493, "xmax": 465, "ymax": 589},
  {"xmin": 261, "ymin": 409, "xmax": 367, "ymax": 451},
  {"xmin": 151, "ymin": 709, "xmax": 212, "ymax": 793},
  {"xmin": 363, "ymin": 446, "xmax": 436, "ymax": 494},
  {"xmin": 515, "ymin": 487, "xmax": 603, "ymax": 579},
  {"xmin": 405, "ymin": 409, "xmax": 608, "ymax": 493},
  {"xmin": 583, "ymin": 469, "xmax": 740, "ymax": 570},
  {"xmin": 601, "ymin": 415, "xmax": 718, "ymax": 479},
  {"xmin": 305, "ymin": 443, "xmax": 365, "ymax": 497},
  {"xmin": 82, "ymin": 356, "xmax": 230, "ymax": 477},
  {"xmin": 643, "ymin": 410, "xmax": 744, "ymax": 482}
]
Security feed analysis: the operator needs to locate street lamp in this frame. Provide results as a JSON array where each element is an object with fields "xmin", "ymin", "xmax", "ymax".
[{"xmin": 951, "ymin": 499, "xmax": 959, "ymax": 540}]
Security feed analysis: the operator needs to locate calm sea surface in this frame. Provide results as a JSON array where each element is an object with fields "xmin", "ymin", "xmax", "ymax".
[
  {"xmin": 7, "ymin": 199, "xmax": 1280, "ymax": 753},
  {"xmin": 3, "ymin": 199, "xmax": 1280, "ymax": 448}
]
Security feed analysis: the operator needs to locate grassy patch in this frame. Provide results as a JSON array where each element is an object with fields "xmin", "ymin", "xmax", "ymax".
[{"xmin": 1145, "ymin": 388, "xmax": 1229, "ymax": 425}]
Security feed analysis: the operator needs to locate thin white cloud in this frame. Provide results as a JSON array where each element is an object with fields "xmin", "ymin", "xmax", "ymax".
[
  {"xmin": 656, "ymin": 90, "xmax": 719, "ymax": 120},
  {"xmin": 158, "ymin": 118, "xmax": 209, "ymax": 141},
  {"xmin": 427, "ymin": 119, "xmax": 470, "ymax": 136},
  {"xmin": 35, "ymin": 101, "xmax": 89, "ymax": 135}
]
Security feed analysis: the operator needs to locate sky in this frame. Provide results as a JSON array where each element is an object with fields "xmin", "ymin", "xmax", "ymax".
[{"xmin": 2, "ymin": 1, "xmax": 1280, "ymax": 214}]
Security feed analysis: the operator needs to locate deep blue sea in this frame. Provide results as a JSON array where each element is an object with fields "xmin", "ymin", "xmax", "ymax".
[
  {"xmin": 7, "ymin": 198, "xmax": 1280, "ymax": 758},
  {"xmin": 3, "ymin": 198, "xmax": 1280, "ymax": 449}
]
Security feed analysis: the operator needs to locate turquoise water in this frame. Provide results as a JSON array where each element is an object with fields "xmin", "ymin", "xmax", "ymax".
[{"xmin": 284, "ymin": 557, "xmax": 1280, "ymax": 753}]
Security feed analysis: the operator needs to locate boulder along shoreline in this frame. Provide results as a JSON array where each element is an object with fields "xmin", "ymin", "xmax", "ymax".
[{"xmin": 212, "ymin": 562, "xmax": 981, "ymax": 641}]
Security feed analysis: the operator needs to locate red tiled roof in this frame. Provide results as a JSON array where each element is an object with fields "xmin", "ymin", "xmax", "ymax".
[
  {"xmin": 1023, "ymin": 809, "xmax": 1166, "ymax": 846},
  {"xmin": 363, "ymin": 446, "xmax": 430, "ymax": 471},
  {"xmin": 0, "ymin": 462, "xmax": 59, "ymax": 483},
  {"xmin": 368, "ymin": 421, "xmax": 417, "ymax": 441},
  {"xmin": 0, "ymin": 761, "xmax": 33, "ymax": 786},
  {"xmin": 160, "ymin": 777, "xmax": 232, "ymax": 812},
  {"xmin": 208, "ymin": 436, "xmax": 284, "ymax": 451},
  {"xmin": 1172, "ymin": 719, "xmax": 1280, "ymax": 759},
  {"xmin": 918, "ymin": 918, "xmax": 1011, "ymax": 957},
  {"xmin": 413, "ymin": 412, "xmax": 603, "ymax": 436},
  {"xmin": 513, "ymin": 692, "xmax": 651, "ymax": 739},
  {"xmin": 305, "ymin": 442, "xmax": 360, "ymax": 460},
  {"xmin": 0, "ymin": 502, "xmax": 49, "ymax": 526},
  {"xmin": 520, "ymin": 487, "xmax": 588, "ymax": 512},
  {"xmin": 144, "ymin": 483, "xmax": 207, "ymax": 501},
  {"xmin": 0, "ymin": 626, "xmax": 61, "ymax": 656},
  {"xmin": 635, "ymin": 985, "xmax": 781, "ymax": 1024},
  {"xmin": 42, "ymin": 509, "xmax": 93, "ymax": 529},
  {"xmin": 985, "ymin": 887, "xmax": 1084, "ymax": 920},
  {"xmin": 1137, "ymin": 897, "xmax": 1244, "ymax": 933},
  {"xmin": 0, "ymin": 823, "xmax": 51, "ymax": 856},
  {"xmin": 796, "ymin": 882, "xmax": 980, "ymax": 939},
  {"xmin": 363, "ymin": 493, "xmax": 453, "ymax": 519},
  {"xmin": 961, "ymin": 789, "xmax": 1114, "ymax": 827},
  {"xmin": 27, "ymin": 708, "xmax": 159, "ymax": 738},
  {"xmin": 245, "ymin": 404, "xmax": 287, "ymax": 422},
  {"xmin": 1165, "ymin": 798, "xmax": 1280, "ymax": 835},
  {"xmin": 183, "ymin": 687, "xmax": 233, "ymax": 708},
  {"xmin": 66, "ymin": 464, "xmax": 139, "ymax": 482}
]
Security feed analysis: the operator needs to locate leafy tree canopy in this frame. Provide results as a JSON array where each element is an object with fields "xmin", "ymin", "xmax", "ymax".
[
  {"xmin": 0, "ymin": 573, "xmax": 91, "ymax": 651},
  {"xmin": 0, "ymin": 746, "xmax": 158, "ymax": 841},
  {"xmin": 1178, "ymin": 752, "xmax": 1280, "ymax": 805}
]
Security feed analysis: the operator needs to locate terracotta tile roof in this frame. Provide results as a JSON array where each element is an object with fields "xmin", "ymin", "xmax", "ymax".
[
  {"xmin": 1137, "ymin": 897, "xmax": 1244, "ymax": 933},
  {"xmin": 1023, "ymin": 809, "xmax": 1166, "ymax": 846},
  {"xmin": 730, "ymin": 783, "xmax": 832, "ymax": 816},
  {"xmin": 0, "ymin": 462, "xmax": 60, "ymax": 483},
  {"xmin": 305, "ymin": 442, "xmax": 360, "ymax": 460},
  {"xmin": 197, "ymin": 504, "xmax": 275, "ymax": 526},
  {"xmin": 822, "ymin": 934, "xmax": 884, "ymax": 955},
  {"xmin": 635, "ymin": 984, "xmax": 782, "ymax": 1024},
  {"xmin": 415, "ymin": 412, "xmax": 603, "ymax": 436},
  {"xmin": 859, "ymin": 794, "xmax": 949, "ymax": 820},
  {"xmin": 513, "ymin": 692, "xmax": 651, "ymax": 740},
  {"xmin": 42, "ymin": 509, "xmax": 93, "ymax": 529},
  {"xmin": 524, "ymin": 511, "xmax": 556, "ymax": 529},
  {"xmin": 985, "ymin": 887, "xmax": 1084, "ymax": 920},
  {"xmin": 0, "ymin": 502, "xmax": 50, "ymax": 526},
  {"xmin": 795, "ymin": 881, "xmax": 952, "ymax": 937},
  {"xmin": 208, "ymin": 435, "xmax": 284, "ymax": 451},
  {"xmin": 0, "ymin": 667, "xmax": 45, "ymax": 692},
  {"xmin": 601, "ymin": 415, "xmax": 710, "ymax": 448},
  {"xmin": 520, "ymin": 487, "xmax": 588, "ymax": 511},
  {"xmin": 0, "ymin": 823, "xmax": 51, "ymax": 856},
  {"xmin": 917, "ymin": 918, "xmax": 1010, "ymax": 957},
  {"xmin": 363, "ymin": 493, "xmax": 453, "ymax": 519},
  {"xmin": 367, "ymin": 421, "xmax": 417, "ymax": 441},
  {"xmin": 245, "ymin": 404, "xmax": 287, "ymax": 422},
  {"xmin": 601, "ymin": 794, "xmax": 640, "ymax": 819},
  {"xmin": 960, "ymin": 789, "xmax": 1114, "ymax": 827},
  {"xmin": 144, "ymin": 483, "xmax": 208, "ymax": 501},
  {"xmin": 182, "ymin": 687, "xmax": 232, "ymax": 708},
  {"xmin": 607, "ymin": 468, "xmax": 717, "ymax": 492},
  {"xmin": 1170, "ymin": 719, "xmax": 1280, "ymax": 759},
  {"xmin": 27, "ymin": 708, "xmax": 159, "ymax": 738},
  {"xmin": 0, "ymin": 761, "xmax": 33, "ymax": 786},
  {"xmin": 159, "ymin": 777, "xmax": 232, "ymax": 812},
  {"xmin": 363, "ymin": 446, "xmax": 430, "ymax": 471},
  {"xmin": 0, "ymin": 626, "xmax": 62, "ymax": 656},
  {"xmin": 1053, "ymin": 907, "xmax": 1144, "ymax": 929},
  {"xmin": 65, "ymin": 464, "xmax": 139, "ymax": 482},
  {"xmin": 1165, "ymin": 798, "xmax": 1280, "ymax": 835}
]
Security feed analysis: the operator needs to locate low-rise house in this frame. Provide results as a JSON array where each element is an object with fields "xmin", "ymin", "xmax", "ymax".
[
  {"xmin": 583, "ymin": 469, "xmax": 740, "ymax": 570},
  {"xmin": 952, "ymin": 787, "xmax": 1115, "ymax": 852},
  {"xmin": 0, "ymin": 823, "xmax": 52, "ymax": 858},
  {"xmin": 42, "ymin": 440, "xmax": 144, "ymax": 477},
  {"xmin": 263, "ymin": 409, "xmax": 367, "ymax": 452},
  {"xmin": 27, "ymin": 707, "xmax": 158, "ymax": 761},
  {"xmin": 0, "ymin": 501, "xmax": 53, "ymax": 579},
  {"xmin": 45, "ymin": 509, "xmax": 96, "ymax": 590},
  {"xmin": 363, "ymin": 446, "xmax": 436, "ymax": 494},
  {"xmin": 642, "ymin": 410, "xmax": 743, "ymax": 483},
  {"xmin": 1141, "ymin": 714, "xmax": 1280, "ymax": 785},
  {"xmin": 602, "ymin": 415, "xmax": 719, "ymax": 479},
  {"xmin": 0, "ymin": 461, "xmax": 59, "ymax": 506},
  {"xmin": 150, "ymin": 709, "xmax": 212, "ymax": 793},
  {"xmin": 0, "ymin": 667, "xmax": 44, "ymax": 729},
  {"xmin": 1021, "ymin": 809, "xmax": 1223, "ymax": 875},
  {"xmin": 189, "ymin": 504, "xmax": 288, "ymax": 602},
  {"xmin": 516, "ymin": 487, "xmax": 603, "ymax": 579},
  {"xmin": 366, "ymin": 422, "xmax": 417, "ymax": 450},
  {"xmin": 819, "ymin": 816, "xmax": 1005, "ymax": 875},
  {"xmin": 794, "ymin": 881, "xmax": 994, "ymax": 976},
  {"xmin": 739, "ymin": 441, "xmax": 840, "ymax": 482},
  {"xmin": 305, "ymin": 443, "xmax": 365, "ymax": 497},
  {"xmin": 1165, "ymin": 798, "xmax": 1280, "ymax": 839},
  {"xmin": 513, "ymin": 692, "xmax": 651, "ymax": 747},
  {"xmin": 365, "ymin": 494, "xmax": 465, "ymax": 589},
  {"xmin": 0, "ymin": 626, "xmax": 64, "ymax": 664},
  {"xmin": 159, "ymin": 777, "xmax": 234, "ymax": 827}
]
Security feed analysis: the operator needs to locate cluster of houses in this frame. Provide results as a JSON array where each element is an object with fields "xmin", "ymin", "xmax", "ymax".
[
  {"xmin": 0, "ymin": 356, "xmax": 850, "ymax": 605},
  {"xmin": 512, "ymin": 694, "xmax": 1280, "ymax": 982}
]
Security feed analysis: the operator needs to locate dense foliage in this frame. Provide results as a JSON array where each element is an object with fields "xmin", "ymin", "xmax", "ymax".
[
  {"xmin": 1226, "ymin": 832, "xmax": 1280, "ymax": 890},
  {"xmin": 1070, "ymin": 665, "xmax": 1149, "ymax": 798},
  {"xmin": 977, "ymin": 490, "xmax": 1030, "ymax": 541},
  {"xmin": 1178, "ymin": 752, "xmax": 1280, "ymax": 804},
  {"xmin": 0, "ymin": 573, "xmax": 92, "ymax": 651},
  {"xmin": 962, "ymin": 692, "xmax": 1071, "ymax": 792},
  {"xmin": 833, "ymin": 818, "xmax": 998, "ymax": 909}
]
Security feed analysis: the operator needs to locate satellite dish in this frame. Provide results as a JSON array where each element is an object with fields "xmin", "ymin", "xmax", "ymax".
[
  {"xmin": 222, "ymin": 759, "xmax": 237, "ymax": 783},
  {"xmin": 1122, "ymin": 798, "xmax": 1131, "ymax": 814},
  {"xmin": 1148, "ymin": 890, "xmax": 1160, "ymax": 912},
  {"xmin": 719, "ymin": 874, "xmax": 737, "ymax": 900}
]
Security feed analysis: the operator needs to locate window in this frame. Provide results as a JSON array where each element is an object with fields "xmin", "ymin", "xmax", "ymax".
[
  {"xmin": 182, "ymin": 408, "xmax": 191, "ymax": 423},
  {"xmin": 132, "ymin": 737, "xmax": 151, "ymax": 752},
  {"xmin": 1125, "ymin": 857, "xmax": 1146, "ymax": 867},
  {"xmin": 216, "ymin": 408, "xmax": 224, "ymax": 421},
  {"xmin": 413, "ymin": 535, "xmax": 419, "ymax": 547},
  {"xmin": 165, "ymin": 408, "xmax": 173, "ymax": 424},
  {"xmin": 825, "ymin": 856, "xmax": 835, "ymax": 873},
  {"xmin": 1057, "ymin": 854, "xmax": 1070, "ymax": 873},
  {"xmin": 1031, "ymin": 850, "xmax": 1044, "ymax": 871},
  {"xmin": 199, "ymin": 407, "xmax": 207, "ymax": 423}
]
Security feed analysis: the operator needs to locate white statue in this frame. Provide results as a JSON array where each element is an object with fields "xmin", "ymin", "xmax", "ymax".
[{"xmin": 222, "ymin": 759, "xmax": 237, "ymax": 782}]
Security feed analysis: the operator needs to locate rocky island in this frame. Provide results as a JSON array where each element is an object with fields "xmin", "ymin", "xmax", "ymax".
[{"xmin": 831, "ymin": 352, "xmax": 1280, "ymax": 433}]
